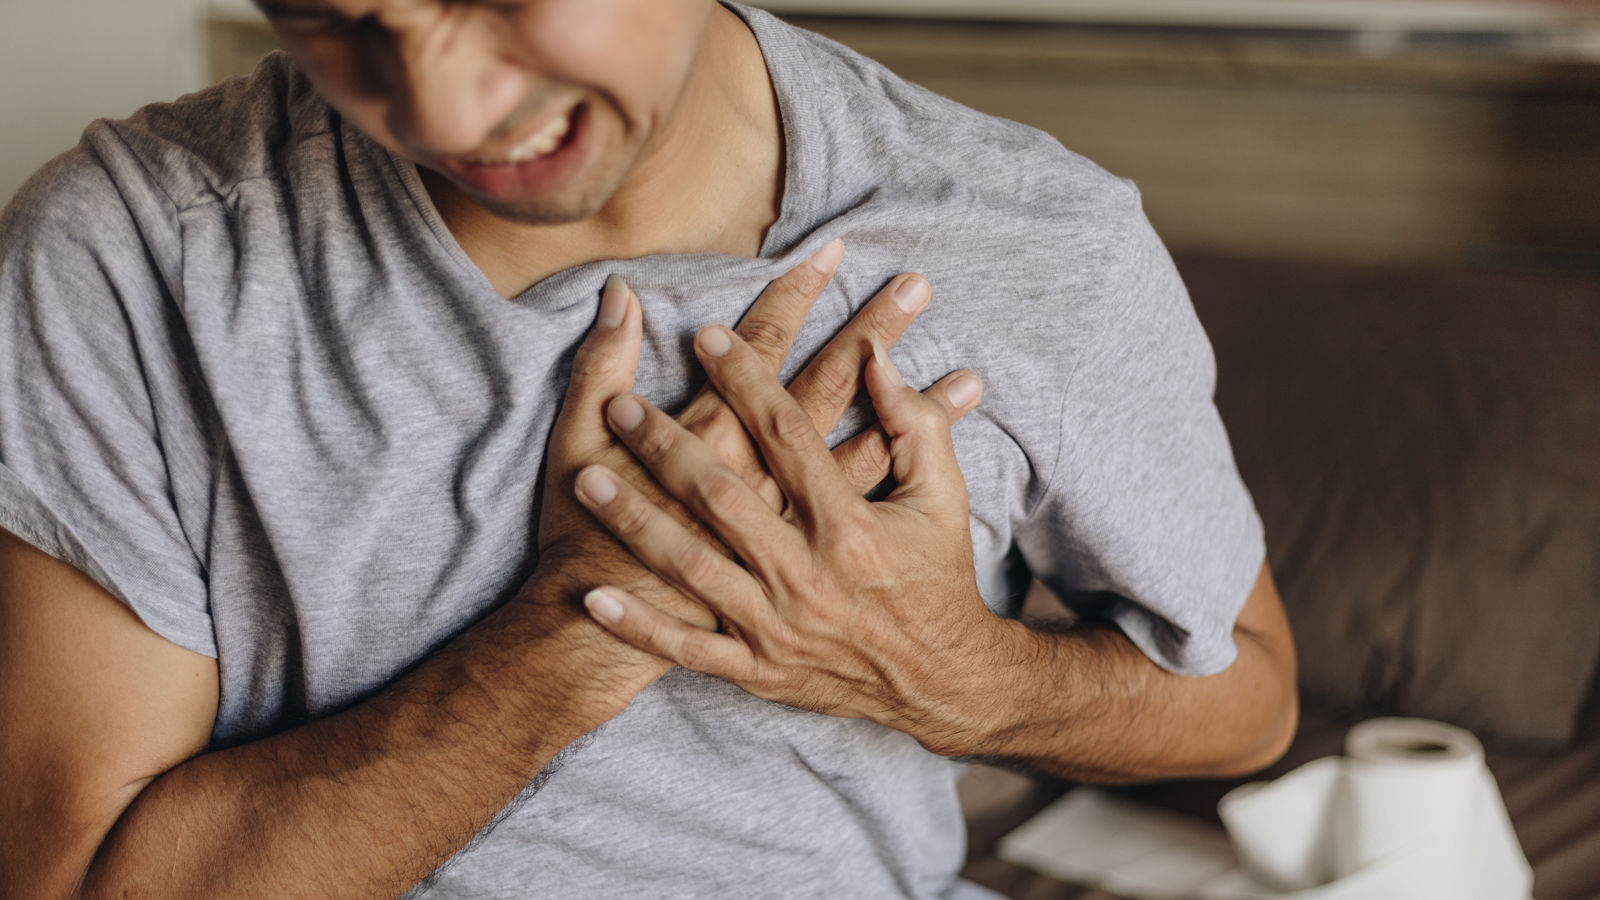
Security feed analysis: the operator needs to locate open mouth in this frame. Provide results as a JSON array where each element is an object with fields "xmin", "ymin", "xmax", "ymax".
[
  {"xmin": 439, "ymin": 103, "xmax": 591, "ymax": 202},
  {"xmin": 459, "ymin": 104, "xmax": 582, "ymax": 167}
]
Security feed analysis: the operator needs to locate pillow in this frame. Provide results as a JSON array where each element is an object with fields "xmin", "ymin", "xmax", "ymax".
[{"xmin": 1182, "ymin": 255, "xmax": 1600, "ymax": 750}]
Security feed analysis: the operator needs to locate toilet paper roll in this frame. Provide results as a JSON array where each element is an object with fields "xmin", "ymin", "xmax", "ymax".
[
  {"xmin": 1218, "ymin": 718, "xmax": 1532, "ymax": 900},
  {"xmin": 1332, "ymin": 718, "xmax": 1483, "ymax": 892}
]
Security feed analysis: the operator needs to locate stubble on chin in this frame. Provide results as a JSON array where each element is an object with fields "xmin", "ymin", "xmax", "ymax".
[
  {"xmin": 444, "ymin": 145, "xmax": 638, "ymax": 228},
  {"xmin": 473, "ymin": 188, "xmax": 610, "ymax": 227}
]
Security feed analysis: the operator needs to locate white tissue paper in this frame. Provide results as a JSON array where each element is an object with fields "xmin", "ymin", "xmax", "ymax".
[{"xmin": 997, "ymin": 718, "xmax": 1533, "ymax": 900}]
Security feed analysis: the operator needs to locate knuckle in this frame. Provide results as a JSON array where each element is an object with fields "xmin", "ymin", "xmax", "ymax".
[
  {"xmin": 736, "ymin": 316, "xmax": 793, "ymax": 364},
  {"xmin": 735, "ymin": 456, "xmax": 774, "ymax": 498},
  {"xmin": 625, "ymin": 580, "xmax": 684, "ymax": 619},
  {"xmin": 767, "ymin": 622, "xmax": 807, "ymax": 659},
  {"xmin": 676, "ymin": 541, "xmax": 725, "ymax": 591},
  {"xmin": 568, "ymin": 342, "xmax": 618, "ymax": 381},
  {"xmin": 913, "ymin": 402, "xmax": 949, "ymax": 434},
  {"xmin": 855, "ymin": 300, "xmax": 900, "ymax": 343},
  {"xmin": 753, "ymin": 478, "xmax": 785, "ymax": 512},
  {"xmin": 677, "ymin": 633, "xmax": 717, "ymax": 672},
  {"xmin": 631, "ymin": 417, "xmax": 677, "ymax": 467},
  {"xmin": 678, "ymin": 395, "xmax": 717, "ymax": 433},
  {"xmin": 677, "ymin": 511, "xmax": 723, "ymax": 546},
  {"xmin": 839, "ymin": 435, "xmax": 891, "ymax": 488},
  {"xmin": 803, "ymin": 353, "xmax": 858, "ymax": 406},
  {"xmin": 631, "ymin": 615, "xmax": 662, "ymax": 650},
  {"xmin": 698, "ymin": 470, "xmax": 750, "ymax": 522},
  {"xmin": 710, "ymin": 436, "xmax": 773, "ymax": 497},
  {"xmin": 609, "ymin": 498, "xmax": 652, "ymax": 540},
  {"xmin": 699, "ymin": 409, "xmax": 747, "ymax": 452},
  {"xmin": 766, "ymin": 403, "xmax": 818, "ymax": 452},
  {"xmin": 776, "ymin": 264, "xmax": 827, "ymax": 300}
]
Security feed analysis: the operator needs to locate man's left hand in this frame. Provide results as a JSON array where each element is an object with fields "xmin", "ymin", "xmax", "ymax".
[{"xmin": 572, "ymin": 321, "xmax": 1005, "ymax": 754}]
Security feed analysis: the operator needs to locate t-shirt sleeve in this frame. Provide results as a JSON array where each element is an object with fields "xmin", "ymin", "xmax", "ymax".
[
  {"xmin": 0, "ymin": 137, "xmax": 216, "ymax": 658},
  {"xmin": 1014, "ymin": 207, "xmax": 1264, "ymax": 677}
]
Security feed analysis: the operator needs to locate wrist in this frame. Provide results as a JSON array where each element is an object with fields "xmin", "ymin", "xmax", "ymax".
[
  {"xmin": 515, "ymin": 581, "xmax": 674, "ymax": 706},
  {"xmin": 425, "ymin": 580, "xmax": 668, "ymax": 754},
  {"xmin": 891, "ymin": 615, "xmax": 1050, "ymax": 759}
]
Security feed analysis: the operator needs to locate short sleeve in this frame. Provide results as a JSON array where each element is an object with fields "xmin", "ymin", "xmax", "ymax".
[
  {"xmin": 1015, "ymin": 210, "xmax": 1264, "ymax": 676},
  {"xmin": 0, "ymin": 136, "xmax": 216, "ymax": 657}
]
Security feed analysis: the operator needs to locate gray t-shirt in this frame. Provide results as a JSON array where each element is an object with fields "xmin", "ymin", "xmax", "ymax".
[{"xmin": 0, "ymin": 6, "xmax": 1263, "ymax": 898}]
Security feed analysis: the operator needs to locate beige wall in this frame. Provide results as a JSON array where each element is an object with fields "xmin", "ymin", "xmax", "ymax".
[{"xmin": 0, "ymin": 0, "xmax": 211, "ymax": 206}]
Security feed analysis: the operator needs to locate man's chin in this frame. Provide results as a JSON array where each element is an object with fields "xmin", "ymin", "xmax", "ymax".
[
  {"xmin": 448, "ymin": 161, "xmax": 633, "ymax": 227},
  {"xmin": 418, "ymin": 164, "xmax": 614, "ymax": 228},
  {"xmin": 469, "ymin": 193, "xmax": 608, "ymax": 227}
]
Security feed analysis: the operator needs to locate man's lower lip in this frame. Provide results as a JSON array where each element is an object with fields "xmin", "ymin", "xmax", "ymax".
[{"xmin": 440, "ymin": 105, "xmax": 589, "ymax": 202}]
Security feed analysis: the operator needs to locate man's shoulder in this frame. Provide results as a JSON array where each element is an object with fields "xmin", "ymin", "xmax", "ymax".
[
  {"xmin": 59, "ymin": 52, "xmax": 333, "ymax": 215},
  {"xmin": 780, "ymin": 18, "xmax": 1141, "ymax": 230}
]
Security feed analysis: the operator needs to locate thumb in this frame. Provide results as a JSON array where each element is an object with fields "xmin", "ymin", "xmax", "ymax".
[
  {"xmin": 865, "ymin": 344, "xmax": 978, "ymax": 519},
  {"xmin": 551, "ymin": 274, "xmax": 643, "ymax": 463}
]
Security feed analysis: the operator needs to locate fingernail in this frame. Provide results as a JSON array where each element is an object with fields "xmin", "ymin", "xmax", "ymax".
[
  {"xmin": 893, "ymin": 274, "xmax": 930, "ymax": 314},
  {"xmin": 608, "ymin": 396, "xmax": 645, "ymax": 431},
  {"xmin": 873, "ymin": 341, "xmax": 904, "ymax": 387},
  {"xmin": 947, "ymin": 374, "xmax": 983, "ymax": 408},
  {"xmin": 698, "ymin": 325, "xmax": 733, "ymax": 357},
  {"xmin": 599, "ymin": 274, "xmax": 629, "ymax": 329},
  {"xmin": 807, "ymin": 238, "xmax": 845, "ymax": 275},
  {"xmin": 584, "ymin": 589, "xmax": 625, "ymax": 624},
  {"xmin": 577, "ymin": 467, "xmax": 617, "ymax": 505}
]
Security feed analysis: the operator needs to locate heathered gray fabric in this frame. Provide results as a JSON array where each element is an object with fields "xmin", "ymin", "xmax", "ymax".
[{"xmin": 0, "ymin": 6, "xmax": 1263, "ymax": 898}]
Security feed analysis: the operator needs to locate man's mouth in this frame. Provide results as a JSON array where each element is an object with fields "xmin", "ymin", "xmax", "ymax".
[
  {"xmin": 437, "ymin": 103, "xmax": 592, "ymax": 204},
  {"xmin": 457, "ymin": 106, "xmax": 579, "ymax": 167}
]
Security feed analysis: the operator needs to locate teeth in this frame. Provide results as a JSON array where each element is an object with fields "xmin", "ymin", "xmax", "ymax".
[
  {"xmin": 459, "ymin": 109, "xmax": 576, "ymax": 167},
  {"xmin": 504, "ymin": 111, "xmax": 573, "ymax": 163}
]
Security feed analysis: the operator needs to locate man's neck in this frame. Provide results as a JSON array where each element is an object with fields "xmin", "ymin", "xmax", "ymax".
[{"xmin": 421, "ymin": 7, "xmax": 784, "ymax": 299}]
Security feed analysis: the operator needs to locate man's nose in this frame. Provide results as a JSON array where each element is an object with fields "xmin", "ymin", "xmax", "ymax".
[{"xmin": 386, "ymin": 13, "xmax": 528, "ymax": 157}]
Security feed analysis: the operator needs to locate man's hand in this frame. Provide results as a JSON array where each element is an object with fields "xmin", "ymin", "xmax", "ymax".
[
  {"xmin": 534, "ymin": 240, "xmax": 983, "ymax": 637},
  {"xmin": 566, "ymin": 320, "xmax": 1000, "ymax": 753},
  {"xmin": 564, "ymin": 319, "xmax": 1299, "ymax": 782}
]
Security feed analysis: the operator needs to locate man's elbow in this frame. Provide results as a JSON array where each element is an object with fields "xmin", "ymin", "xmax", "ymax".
[
  {"xmin": 1224, "ymin": 677, "xmax": 1299, "ymax": 778},
  {"xmin": 1206, "ymin": 561, "xmax": 1299, "ymax": 778},
  {"xmin": 1212, "ymin": 627, "xmax": 1300, "ymax": 779}
]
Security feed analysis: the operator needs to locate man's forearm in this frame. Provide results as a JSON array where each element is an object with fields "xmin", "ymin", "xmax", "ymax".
[
  {"xmin": 76, "ymin": 588, "xmax": 667, "ymax": 900},
  {"xmin": 941, "ymin": 621, "xmax": 1296, "ymax": 784},
  {"xmin": 916, "ymin": 569, "xmax": 1299, "ymax": 785}
]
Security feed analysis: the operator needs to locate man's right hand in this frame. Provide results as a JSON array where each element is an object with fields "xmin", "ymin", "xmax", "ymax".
[{"xmin": 530, "ymin": 240, "xmax": 981, "ymax": 644}]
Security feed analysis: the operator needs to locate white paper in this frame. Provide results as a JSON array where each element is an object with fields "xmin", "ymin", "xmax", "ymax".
[{"xmin": 997, "ymin": 718, "xmax": 1534, "ymax": 900}]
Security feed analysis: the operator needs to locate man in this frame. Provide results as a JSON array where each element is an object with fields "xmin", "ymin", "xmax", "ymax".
[{"xmin": 0, "ymin": 1, "xmax": 1297, "ymax": 897}]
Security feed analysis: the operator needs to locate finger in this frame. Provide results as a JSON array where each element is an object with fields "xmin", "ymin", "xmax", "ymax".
[
  {"xmin": 694, "ymin": 325, "xmax": 859, "ymax": 525},
  {"xmin": 830, "ymin": 368, "xmax": 984, "ymax": 494},
  {"xmin": 733, "ymin": 238, "xmax": 846, "ymax": 377},
  {"xmin": 548, "ymin": 275, "xmax": 642, "ymax": 462},
  {"xmin": 583, "ymin": 586, "xmax": 755, "ymax": 680},
  {"xmin": 866, "ymin": 347, "xmax": 979, "ymax": 520},
  {"xmin": 672, "ymin": 240, "xmax": 845, "ymax": 494},
  {"xmin": 573, "ymin": 464, "xmax": 773, "ymax": 632},
  {"xmin": 787, "ymin": 272, "xmax": 931, "ymax": 437},
  {"xmin": 605, "ymin": 393, "xmax": 806, "ymax": 574}
]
